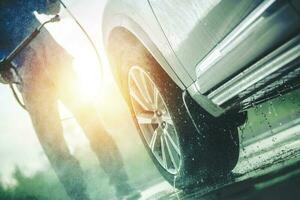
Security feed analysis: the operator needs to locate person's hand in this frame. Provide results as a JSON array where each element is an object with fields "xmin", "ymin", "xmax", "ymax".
[
  {"xmin": 37, "ymin": 0, "xmax": 61, "ymax": 15},
  {"xmin": 46, "ymin": 0, "xmax": 61, "ymax": 14},
  {"xmin": 0, "ymin": 60, "xmax": 15, "ymax": 84}
]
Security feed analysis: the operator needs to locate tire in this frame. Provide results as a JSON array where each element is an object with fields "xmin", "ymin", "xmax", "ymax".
[{"xmin": 108, "ymin": 37, "xmax": 240, "ymax": 189}]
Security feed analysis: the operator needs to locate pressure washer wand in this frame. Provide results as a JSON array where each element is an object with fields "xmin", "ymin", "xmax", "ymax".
[{"xmin": 5, "ymin": 15, "xmax": 60, "ymax": 63}]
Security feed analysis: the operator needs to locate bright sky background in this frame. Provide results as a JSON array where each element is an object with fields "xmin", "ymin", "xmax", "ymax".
[{"xmin": 0, "ymin": 0, "xmax": 111, "ymax": 187}]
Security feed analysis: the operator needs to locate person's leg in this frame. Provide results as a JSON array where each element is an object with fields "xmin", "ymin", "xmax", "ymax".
[
  {"xmin": 57, "ymin": 69, "xmax": 142, "ymax": 199},
  {"xmin": 58, "ymin": 78, "xmax": 129, "ymax": 186},
  {"xmin": 39, "ymin": 27, "xmax": 139, "ymax": 197},
  {"xmin": 18, "ymin": 48, "xmax": 90, "ymax": 200}
]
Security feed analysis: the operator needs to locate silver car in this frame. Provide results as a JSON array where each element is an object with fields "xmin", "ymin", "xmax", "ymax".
[{"xmin": 102, "ymin": 0, "xmax": 300, "ymax": 188}]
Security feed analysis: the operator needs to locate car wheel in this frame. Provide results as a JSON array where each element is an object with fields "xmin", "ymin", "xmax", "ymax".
[{"xmin": 109, "ymin": 38, "xmax": 240, "ymax": 189}]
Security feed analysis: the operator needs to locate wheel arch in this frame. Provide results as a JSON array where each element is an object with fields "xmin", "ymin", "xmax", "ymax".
[{"xmin": 103, "ymin": 14, "xmax": 185, "ymax": 90}]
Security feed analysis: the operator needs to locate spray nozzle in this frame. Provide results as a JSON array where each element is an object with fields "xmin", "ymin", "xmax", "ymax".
[{"xmin": 50, "ymin": 15, "xmax": 61, "ymax": 23}]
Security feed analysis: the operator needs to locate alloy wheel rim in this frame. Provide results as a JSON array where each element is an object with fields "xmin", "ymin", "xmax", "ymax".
[{"xmin": 128, "ymin": 66, "xmax": 181, "ymax": 174}]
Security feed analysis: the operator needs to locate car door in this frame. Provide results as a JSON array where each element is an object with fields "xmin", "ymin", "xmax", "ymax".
[{"xmin": 148, "ymin": 0, "xmax": 263, "ymax": 81}]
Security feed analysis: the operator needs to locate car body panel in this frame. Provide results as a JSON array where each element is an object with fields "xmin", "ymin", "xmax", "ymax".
[
  {"xmin": 103, "ymin": 0, "xmax": 194, "ymax": 90},
  {"xmin": 103, "ymin": 0, "xmax": 300, "ymax": 117},
  {"xmin": 148, "ymin": 0, "xmax": 263, "ymax": 80},
  {"xmin": 195, "ymin": 1, "xmax": 300, "ymax": 94}
]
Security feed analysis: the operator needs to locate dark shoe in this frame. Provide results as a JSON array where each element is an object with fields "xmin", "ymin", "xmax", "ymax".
[{"xmin": 115, "ymin": 183, "xmax": 141, "ymax": 200}]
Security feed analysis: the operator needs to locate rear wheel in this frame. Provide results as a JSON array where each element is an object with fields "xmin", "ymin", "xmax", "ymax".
[
  {"xmin": 108, "ymin": 35, "xmax": 240, "ymax": 189},
  {"xmin": 128, "ymin": 66, "xmax": 182, "ymax": 176}
]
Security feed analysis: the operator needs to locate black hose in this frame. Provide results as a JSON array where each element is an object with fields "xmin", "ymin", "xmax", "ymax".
[
  {"xmin": 9, "ymin": 84, "xmax": 26, "ymax": 110},
  {"xmin": 9, "ymin": 66, "xmax": 26, "ymax": 110}
]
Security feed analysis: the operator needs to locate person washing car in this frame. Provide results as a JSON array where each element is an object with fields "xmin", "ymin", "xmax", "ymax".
[{"xmin": 0, "ymin": 0, "xmax": 140, "ymax": 199}]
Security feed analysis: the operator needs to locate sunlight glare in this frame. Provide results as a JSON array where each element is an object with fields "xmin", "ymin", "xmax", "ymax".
[{"xmin": 37, "ymin": 13, "xmax": 103, "ymax": 102}]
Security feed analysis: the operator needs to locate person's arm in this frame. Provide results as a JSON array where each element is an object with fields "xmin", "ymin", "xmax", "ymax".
[{"xmin": 36, "ymin": 0, "xmax": 61, "ymax": 15}]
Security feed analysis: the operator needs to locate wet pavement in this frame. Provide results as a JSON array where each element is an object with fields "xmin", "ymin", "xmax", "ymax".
[
  {"xmin": 139, "ymin": 149, "xmax": 300, "ymax": 200},
  {"xmin": 138, "ymin": 112, "xmax": 300, "ymax": 200}
]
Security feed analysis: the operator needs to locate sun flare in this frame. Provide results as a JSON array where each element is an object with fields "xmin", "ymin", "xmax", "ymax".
[
  {"xmin": 72, "ymin": 54, "xmax": 102, "ymax": 100},
  {"xmin": 37, "ymin": 13, "xmax": 103, "ymax": 101}
]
